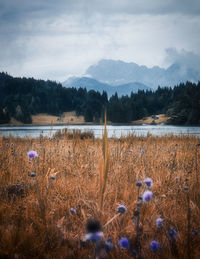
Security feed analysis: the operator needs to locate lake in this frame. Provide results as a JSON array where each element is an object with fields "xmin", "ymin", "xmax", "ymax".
[{"xmin": 0, "ymin": 124, "xmax": 200, "ymax": 138}]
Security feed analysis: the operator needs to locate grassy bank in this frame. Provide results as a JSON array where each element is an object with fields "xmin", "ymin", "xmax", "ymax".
[
  {"xmin": 5, "ymin": 111, "xmax": 85, "ymax": 126},
  {"xmin": 1, "ymin": 112, "xmax": 171, "ymax": 126},
  {"xmin": 0, "ymin": 132, "xmax": 200, "ymax": 258}
]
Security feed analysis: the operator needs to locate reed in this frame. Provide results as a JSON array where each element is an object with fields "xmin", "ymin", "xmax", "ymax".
[{"xmin": 99, "ymin": 111, "xmax": 110, "ymax": 211}]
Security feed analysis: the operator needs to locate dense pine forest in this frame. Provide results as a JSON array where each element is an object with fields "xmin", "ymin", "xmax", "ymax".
[{"xmin": 0, "ymin": 72, "xmax": 200, "ymax": 125}]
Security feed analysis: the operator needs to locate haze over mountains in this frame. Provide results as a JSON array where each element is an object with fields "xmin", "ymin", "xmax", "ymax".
[
  {"xmin": 63, "ymin": 76, "xmax": 150, "ymax": 97},
  {"xmin": 63, "ymin": 59, "xmax": 200, "ymax": 97}
]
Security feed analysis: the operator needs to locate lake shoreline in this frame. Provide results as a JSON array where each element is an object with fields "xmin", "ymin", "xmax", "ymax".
[
  {"xmin": 1, "ymin": 122, "xmax": 200, "ymax": 127},
  {"xmin": 1, "ymin": 124, "xmax": 200, "ymax": 139},
  {"xmin": 0, "ymin": 113, "xmax": 174, "ymax": 127}
]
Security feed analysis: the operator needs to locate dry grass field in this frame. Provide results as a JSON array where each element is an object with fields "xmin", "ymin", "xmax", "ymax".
[
  {"xmin": 32, "ymin": 112, "xmax": 85, "ymax": 125},
  {"xmin": 7, "ymin": 112, "xmax": 85, "ymax": 126},
  {"xmin": 6, "ymin": 112, "xmax": 170, "ymax": 126},
  {"xmin": 0, "ymin": 130, "xmax": 200, "ymax": 258}
]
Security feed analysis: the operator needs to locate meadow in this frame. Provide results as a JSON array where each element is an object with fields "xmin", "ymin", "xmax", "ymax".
[{"xmin": 0, "ymin": 129, "xmax": 200, "ymax": 258}]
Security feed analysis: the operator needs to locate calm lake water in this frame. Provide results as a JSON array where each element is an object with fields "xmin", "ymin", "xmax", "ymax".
[{"xmin": 0, "ymin": 125, "xmax": 200, "ymax": 138}]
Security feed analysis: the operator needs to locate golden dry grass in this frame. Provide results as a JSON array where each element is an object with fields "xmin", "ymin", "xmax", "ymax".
[
  {"xmin": 32, "ymin": 111, "xmax": 85, "ymax": 125},
  {"xmin": 0, "ymin": 133, "xmax": 200, "ymax": 258},
  {"xmin": 7, "ymin": 111, "xmax": 85, "ymax": 126}
]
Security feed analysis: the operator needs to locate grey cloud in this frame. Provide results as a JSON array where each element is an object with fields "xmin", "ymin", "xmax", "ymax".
[
  {"xmin": 0, "ymin": 0, "xmax": 200, "ymax": 25},
  {"xmin": 165, "ymin": 48, "xmax": 200, "ymax": 71},
  {"xmin": 0, "ymin": 0, "xmax": 200, "ymax": 80}
]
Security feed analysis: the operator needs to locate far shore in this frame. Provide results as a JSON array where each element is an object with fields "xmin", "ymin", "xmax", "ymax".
[{"xmin": 0, "ymin": 112, "xmax": 172, "ymax": 127}]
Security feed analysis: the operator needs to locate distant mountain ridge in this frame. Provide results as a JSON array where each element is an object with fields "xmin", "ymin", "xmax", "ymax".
[
  {"xmin": 86, "ymin": 59, "xmax": 200, "ymax": 89},
  {"xmin": 62, "ymin": 76, "xmax": 150, "ymax": 97},
  {"xmin": 62, "ymin": 59, "xmax": 200, "ymax": 96}
]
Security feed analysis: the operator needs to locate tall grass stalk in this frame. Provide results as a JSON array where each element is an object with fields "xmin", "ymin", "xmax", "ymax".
[
  {"xmin": 186, "ymin": 187, "xmax": 191, "ymax": 259},
  {"xmin": 195, "ymin": 144, "xmax": 199, "ymax": 182},
  {"xmin": 100, "ymin": 111, "xmax": 109, "ymax": 211}
]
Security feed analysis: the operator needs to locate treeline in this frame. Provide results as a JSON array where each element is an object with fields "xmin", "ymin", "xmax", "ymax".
[
  {"xmin": 0, "ymin": 72, "xmax": 200, "ymax": 125},
  {"xmin": 0, "ymin": 72, "xmax": 108, "ymax": 124}
]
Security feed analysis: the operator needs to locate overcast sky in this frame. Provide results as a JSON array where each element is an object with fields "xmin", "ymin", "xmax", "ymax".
[{"xmin": 0, "ymin": 0, "xmax": 200, "ymax": 81}]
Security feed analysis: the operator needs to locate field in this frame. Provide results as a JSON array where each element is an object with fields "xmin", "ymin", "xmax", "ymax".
[
  {"xmin": 6, "ymin": 112, "xmax": 170, "ymax": 127},
  {"xmin": 0, "ymin": 130, "xmax": 200, "ymax": 258},
  {"xmin": 31, "ymin": 112, "xmax": 85, "ymax": 125},
  {"xmin": 8, "ymin": 111, "xmax": 85, "ymax": 126}
]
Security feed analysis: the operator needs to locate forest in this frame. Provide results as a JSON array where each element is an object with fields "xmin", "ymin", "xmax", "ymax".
[{"xmin": 0, "ymin": 72, "xmax": 200, "ymax": 125}]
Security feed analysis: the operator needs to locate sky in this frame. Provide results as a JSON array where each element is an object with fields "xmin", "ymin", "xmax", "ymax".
[{"xmin": 0, "ymin": 0, "xmax": 200, "ymax": 82}]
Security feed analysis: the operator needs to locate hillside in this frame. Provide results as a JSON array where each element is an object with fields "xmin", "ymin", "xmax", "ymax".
[
  {"xmin": 32, "ymin": 112, "xmax": 85, "ymax": 125},
  {"xmin": 62, "ymin": 77, "xmax": 150, "ymax": 97},
  {"xmin": 5, "ymin": 112, "xmax": 85, "ymax": 126},
  {"xmin": 1, "ymin": 72, "xmax": 200, "ymax": 125}
]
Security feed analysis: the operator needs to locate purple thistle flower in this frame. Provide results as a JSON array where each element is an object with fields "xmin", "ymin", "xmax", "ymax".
[
  {"xmin": 136, "ymin": 181, "xmax": 142, "ymax": 187},
  {"xmin": 129, "ymin": 149, "xmax": 133, "ymax": 152},
  {"xmin": 50, "ymin": 175, "xmax": 56, "ymax": 180},
  {"xmin": 150, "ymin": 240, "xmax": 159, "ymax": 252},
  {"xmin": 85, "ymin": 232, "xmax": 103, "ymax": 242},
  {"xmin": 85, "ymin": 219, "xmax": 103, "ymax": 242},
  {"xmin": 117, "ymin": 205, "xmax": 127, "ymax": 214},
  {"xmin": 144, "ymin": 178, "xmax": 153, "ymax": 187},
  {"xmin": 131, "ymin": 249, "xmax": 137, "ymax": 256},
  {"xmin": 119, "ymin": 237, "xmax": 129, "ymax": 248},
  {"xmin": 168, "ymin": 228, "xmax": 178, "ymax": 239},
  {"xmin": 70, "ymin": 208, "xmax": 76, "ymax": 214},
  {"xmin": 104, "ymin": 237, "xmax": 113, "ymax": 252},
  {"xmin": 142, "ymin": 190, "xmax": 153, "ymax": 202},
  {"xmin": 86, "ymin": 219, "xmax": 102, "ymax": 233},
  {"xmin": 156, "ymin": 218, "xmax": 163, "ymax": 228},
  {"xmin": 11, "ymin": 143, "xmax": 14, "ymax": 147},
  {"xmin": 192, "ymin": 229, "xmax": 198, "ymax": 236},
  {"xmin": 27, "ymin": 150, "xmax": 38, "ymax": 159}
]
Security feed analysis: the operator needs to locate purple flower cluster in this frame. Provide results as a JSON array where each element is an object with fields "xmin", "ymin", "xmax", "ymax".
[
  {"xmin": 104, "ymin": 237, "xmax": 113, "ymax": 252},
  {"xmin": 150, "ymin": 240, "xmax": 159, "ymax": 252},
  {"xmin": 30, "ymin": 172, "xmax": 36, "ymax": 177},
  {"xmin": 156, "ymin": 218, "xmax": 163, "ymax": 228},
  {"xmin": 85, "ymin": 232, "xmax": 103, "ymax": 242},
  {"xmin": 142, "ymin": 190, "xmax": 153, "ymax": 202},
  {"xmin": 117, "ymin": 205, "xmax": 127, "ymax": 214},
  {"xmin": 119, "ymin": 237, "xmax": 129, "ymax": 248},
  {"xmin": 144, "ymin": 178, "xmax": 153, "ymax": 187},
  {"xmin": 50, "ymin": 175, "xmax": 56, "ymax": 180},
  {"xmin": 70, "ymin": 208, "xmax": 76, "ymax": 214},
  {"xmin": 27, "ymin": 150, "xmax": 38, "ymax": 159},
  {"xmin": 136, "ymin": 181, "xmax": 142, "ymax": 187},
  {"xmin": 85, "ymin": 219, "xmax": 103, "ymax": 243},
  {"xmin": 168, "ymin": 228, "xmax": 178, "ymax": 239}
]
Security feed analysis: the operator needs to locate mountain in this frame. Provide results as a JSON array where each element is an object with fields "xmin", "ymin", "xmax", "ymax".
[
  {"xmin": 86, "ymin": 59, "xmax": 200, "ymax": 89},
  {"xmin": 62, "ymin": 76, "xmax": 150, "ymax": 97}
]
